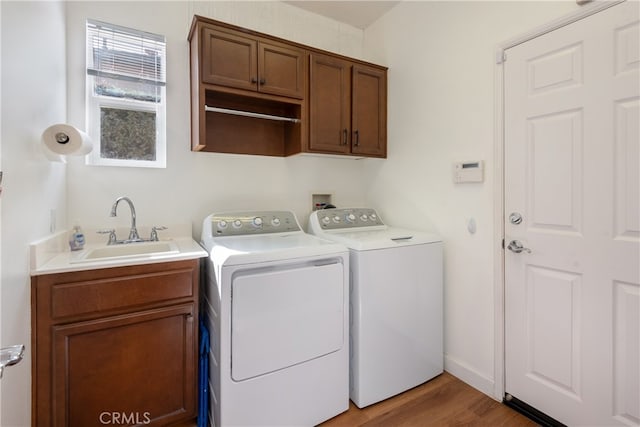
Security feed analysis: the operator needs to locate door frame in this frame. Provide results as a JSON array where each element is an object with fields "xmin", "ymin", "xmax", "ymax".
[{"xmin": 492, "ymin": 0, "xmax": 626, "ymax": 401}]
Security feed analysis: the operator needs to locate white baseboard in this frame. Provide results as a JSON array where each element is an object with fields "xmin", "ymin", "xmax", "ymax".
[{"xmin": 444, "ymin": 354, "xmax": 498, "ymax": 401}]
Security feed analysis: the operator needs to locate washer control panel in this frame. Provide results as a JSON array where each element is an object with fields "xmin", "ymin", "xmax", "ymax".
[
  {"xmin": 314, "ymin": 208, "xmax": 384, "ymax": 230},
  {"xmin": 210, "ymin": 211, "xmax": 300, "ymax": 236}
]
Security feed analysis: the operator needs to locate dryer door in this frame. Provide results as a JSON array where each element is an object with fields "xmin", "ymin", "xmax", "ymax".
[{"xmin": 231, "ymin": 260, "xmax": 344, "ymax": 381}]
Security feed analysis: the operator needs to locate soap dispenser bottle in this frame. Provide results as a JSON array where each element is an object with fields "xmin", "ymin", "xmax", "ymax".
[{"xmin": 68, "ymin": 223, "xmax": 85, "ymax": 251}]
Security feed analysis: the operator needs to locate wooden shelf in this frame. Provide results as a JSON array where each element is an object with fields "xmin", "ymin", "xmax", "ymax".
[{"xmin": 197, "ymin": 88, "xmax": 303, "ymax": 156}]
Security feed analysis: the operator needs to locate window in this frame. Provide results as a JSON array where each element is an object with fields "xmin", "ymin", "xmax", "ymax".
[{"xmin": 86, "ymin": 20, "xmax": 166, "ymax": 167}]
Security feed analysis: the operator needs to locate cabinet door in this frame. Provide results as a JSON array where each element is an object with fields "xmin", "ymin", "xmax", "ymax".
[
  {"xmin": 352, "ymin": 65, "xmax": 387, "ymax": 157},
  {"xmin": 201, "ymin": 27, "xmax": 258, "ymax": 91},
  {"xmin": 51, "ymin": 304, "xmax": 196, "ymax": 427},
  {"xmin": 259, "ymin": 42, "xmax": 305, "ymax": 99},
  {"xmin": 309, "ymin": 53, "xmax": 351, "ymax": 154}
]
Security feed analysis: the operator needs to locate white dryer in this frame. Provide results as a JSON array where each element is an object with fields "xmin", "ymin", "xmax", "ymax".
[
  {"xmin": 201, "ymin": 211, "xmax": 349, "ymax": 427},
  {"xmin": 309, "ymin": 208, "xmax": 443, "ymax": 408}
]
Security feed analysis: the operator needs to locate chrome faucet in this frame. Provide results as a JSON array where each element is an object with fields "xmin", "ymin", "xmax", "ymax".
[{"xmin": 110, "ymin": 196, "xmax": 140, "ymax": 241}]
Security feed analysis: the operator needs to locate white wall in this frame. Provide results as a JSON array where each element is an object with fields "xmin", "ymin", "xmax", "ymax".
[
  {"xmin": 0, "ymin": 1, "xmax": 67, "ymax": 425},
  {"xmin": 362, "ymin": 1, "xmax": 580, "ymax": 397},
  {"xmin": 0, "ymin": 2, "xmax": 371, "ymax": 424},
  {"xmin": 0, "ymin": 1, "xmax": 591, "ymax": 424},
  {"xmin": 65, "ymin": 1, "xmax": 372, "ymax": 240}
]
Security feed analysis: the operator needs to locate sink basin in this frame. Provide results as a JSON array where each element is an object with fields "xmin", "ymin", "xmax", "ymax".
[{"xmin": 72, "ymin": 241, "xmax": 180, "ymax": 263}]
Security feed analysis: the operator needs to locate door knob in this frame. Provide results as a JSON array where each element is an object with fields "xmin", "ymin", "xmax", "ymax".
[
  {"xmin": 507, "ymin": 240, "xmax": 531, "ymax": 254},
  {"xmin": 0, "ymin": 344, "xmax": 25, "ymax": 379}
]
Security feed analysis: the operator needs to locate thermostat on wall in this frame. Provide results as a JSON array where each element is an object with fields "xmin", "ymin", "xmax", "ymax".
[{"xmin": 453, "ymin": 160, "xmax": 484, "ymax": 183}]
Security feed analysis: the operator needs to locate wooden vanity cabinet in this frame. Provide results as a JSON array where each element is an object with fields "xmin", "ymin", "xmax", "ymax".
[
  {"xmin": 31, "ymin": 260, "xmax": 200, "ymax": 427},
  {"xmin": 309, "ymin": 53, "xmax": 387, "ymax": 157}
]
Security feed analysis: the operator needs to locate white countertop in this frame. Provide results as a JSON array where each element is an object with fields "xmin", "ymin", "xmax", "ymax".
[{"xmin": 30, "ymin": 224, "xmax": 208, "ymax": 276}]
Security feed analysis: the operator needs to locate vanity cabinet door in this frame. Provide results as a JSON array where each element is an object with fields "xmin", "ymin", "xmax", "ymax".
[{"xmin": 51, "ymin": 304, "xmax": 196, "ymax": 427}]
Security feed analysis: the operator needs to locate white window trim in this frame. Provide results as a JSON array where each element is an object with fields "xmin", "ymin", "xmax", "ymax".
[
  {"xmin": 85, "ymin": 88, "xmax": 167, "ymax": 168},
  {"xmin": 85, "ymin": 20, "xmax": 167, "ymax": 168}
]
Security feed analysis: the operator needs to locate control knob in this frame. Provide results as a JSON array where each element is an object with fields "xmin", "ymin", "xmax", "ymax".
[
  {"xmin": 360, "ymin": 214, "xmax": 368, "ymax": 221},
  {"xmin": 332, "ymin": 215, "xmax": 341, "ymax": 223},
  {"xmin": 232, "ymin": 219, "xmax": 242, "ymax": 229},
  {"xmin": 217, "ymin": 220, "xmax": 227, "ymax": 229},
  {"xmin": 321, "ymin": 216, "xmax": 331, "ymax": 225},
  {"xmin": 252, "ymin": 217, "xmax": 263, "ymax": 228},
  {"xmin": 271, "ymin": 217, "xmax": 281, "ymax": 227},
  {"xmin": 346, "ymin": 213, "xmax": 356, "ymax": 223}
]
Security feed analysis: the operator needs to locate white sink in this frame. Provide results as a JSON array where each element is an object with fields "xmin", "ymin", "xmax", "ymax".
[{"xmin": 71, "ymin": 241, "xmax": 180, "ymax": 263}]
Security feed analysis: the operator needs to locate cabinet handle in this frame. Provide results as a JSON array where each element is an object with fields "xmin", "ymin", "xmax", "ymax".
[
  {"xmin": 259, "ymin": 78, "xmax": 266, "ymax": 85},
  {"xmin": 354, "ymin": 130, "xmax": 360, "ymax": 147},
  {"xmin": 251, "ymin": 78, "xmax": 257, "ymax": 84},
  {"xmin": 342, "ymin": 129, "xmax": 348, "ymax": 145}
]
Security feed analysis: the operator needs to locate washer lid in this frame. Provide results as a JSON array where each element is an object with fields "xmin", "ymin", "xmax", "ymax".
[
  {"xmin": 315, "ymin": 227, "xmax": 442, "ymax": 251},
  {"xmin": 209, "ymin": 232, "xmax": 347, "ymax": 266}
]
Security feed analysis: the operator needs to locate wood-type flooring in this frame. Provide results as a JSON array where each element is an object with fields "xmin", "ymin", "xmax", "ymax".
[{"xmin": 319, "ymin": 372, "xmax": 538, "ymax": 427}]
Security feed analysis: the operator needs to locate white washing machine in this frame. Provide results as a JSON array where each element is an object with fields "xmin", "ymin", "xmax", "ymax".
[
  {"xmin": 309, "ymin": 208, "xmax": 443, "ymax": 408},
  {"xmin": 201, "ymin": 211, "xmax": 349, "ymax": 427}
]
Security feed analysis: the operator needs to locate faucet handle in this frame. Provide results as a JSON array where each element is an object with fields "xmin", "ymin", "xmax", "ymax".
[
  {"xmin": 150, "ymin": 226, "xmax": 167, "ymax": 241},
  {"xmin": 97, "ymin": 229, "xmax": 117, "ymax": 245}
]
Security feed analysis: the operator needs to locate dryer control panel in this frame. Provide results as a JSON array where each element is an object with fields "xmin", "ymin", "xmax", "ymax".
[
  {"xmin": 208, "ymin": 211, "xmax": 301, "ymax": 236},
  {"xmin": 311, "ymin": 208, "xmax": 385, "ymax": 230}
]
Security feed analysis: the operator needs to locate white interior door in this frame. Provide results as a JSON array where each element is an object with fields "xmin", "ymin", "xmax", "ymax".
[{"xmin": 504, "ymin": 2, "xmax": 639, "ymax": 425}]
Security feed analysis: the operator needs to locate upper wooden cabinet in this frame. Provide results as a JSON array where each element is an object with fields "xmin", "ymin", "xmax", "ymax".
[
  {"xmin": 201, "ymin": 26, "xmax": 305, "ymax": 99},
  {"xmin": 189, "ymin": 15, "xmax": 387, "ymax": 158},
  {"xmin": 351, "ymin": 64, "xmax": 387, "ymax": 157},
  {"xmin": 309, "ymin": 53, "xmax": 387, "ymax": 157},
  {"xmin": 309, "ymin": 54, "xmax": 351, "ymax": 155}
]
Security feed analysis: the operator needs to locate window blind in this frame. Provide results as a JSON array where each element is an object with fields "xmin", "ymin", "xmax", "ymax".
[{"xmin": 86, "ymin": 20, "xmax": 166, "ymax": 88}]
